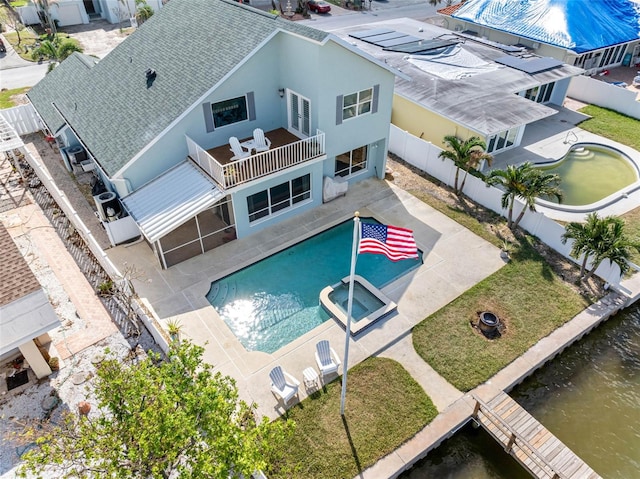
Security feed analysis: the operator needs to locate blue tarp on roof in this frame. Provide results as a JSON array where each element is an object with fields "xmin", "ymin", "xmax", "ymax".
[{"xmin": 451, "ymin": 0, "xmax": 640, "ymax": 53}]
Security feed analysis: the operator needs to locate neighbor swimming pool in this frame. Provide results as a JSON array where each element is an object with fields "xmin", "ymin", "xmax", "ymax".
[
  {"xmin": 206, "ymin": 218, "xmax": 422, "ymax": 353},
  {"xmin": 537, "ymin": 143, "xmax": 638, "ymax": 206}
]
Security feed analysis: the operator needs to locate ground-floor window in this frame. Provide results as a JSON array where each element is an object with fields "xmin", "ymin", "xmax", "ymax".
[
  {"xmin": 574, "ymin": 44, "xmax": 628, "ymax": 69},
  {"xmin": 247, "ymin": 173, "xmax": 311, "ymax": 223},
  {"xmin": 156, "ymin": 197, "xmax": 235, "ymax": 268},
  {"xmin": 335, "ymin": 146, "xmax": 367, "ymax": 177},
  {"xmin": 486, "ymin": 126, "xmax": 521, "ymax": 154},
  {"xmin": 522, "ymin": 82, "xmax": 555, "ymax": 104}
]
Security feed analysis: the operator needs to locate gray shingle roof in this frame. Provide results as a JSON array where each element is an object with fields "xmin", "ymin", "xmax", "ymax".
[
  {"xmin": 28, "ymin": 0, "xmax": 329, "ymax": 177},
  {"xmin": 0, "ymin": 223, "xmax": 40, "ymax": 307}
]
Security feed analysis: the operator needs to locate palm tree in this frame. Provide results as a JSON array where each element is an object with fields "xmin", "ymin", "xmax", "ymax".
[
  {"xmin": 439, "ymin": 135, "xmax": 492, "ymax": 196},
  {"xmin": 562, "ymin": 213, "xmax": 640, "ymax": 282},
  {"xmin": 31, "ymin": 39, "xmax": 83, "ymax": 72},
  {"xmin": 485, "ymin": 162, "xmax": 562, "ymax": 230},
  {"xmin": 135, "ymin": 0, "xmax": 154, "ymax": 25}
]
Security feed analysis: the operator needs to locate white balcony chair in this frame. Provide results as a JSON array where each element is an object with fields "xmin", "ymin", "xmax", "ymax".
[
  {"xmin": 229, "ymin": 136, "xmax": 250, "ymax": 160},
  {"xmin": 252, "ymin": 128, "xmax": 271, "ymax": 153},
  {"xmin": 269, "ymin": 366, "xmax": 300, "ymax": 405},
  {"xmin": 315, "ymin": 340, "xmax": 341, "ymax": 380}
]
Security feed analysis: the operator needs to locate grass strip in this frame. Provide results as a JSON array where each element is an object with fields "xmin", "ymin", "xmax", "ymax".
[{"xmin": 273, "ymin": 358, "xmax": 438, "ymax": 478}]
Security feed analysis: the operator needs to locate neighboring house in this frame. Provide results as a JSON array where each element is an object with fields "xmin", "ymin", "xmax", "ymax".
[
  {"xmin": 333, "ymin": 18, "xmax": 582, "ymax": 156},
  {"xmin": 438, "ymin": 0, "xmax": 640, "ymax": 73},
  {"xmin": 16, "ymin": 0, "xmax": 163, "ymax": 27},
  {"xmin": 28, "ymin": 0, "xmax": 397, "ymax": 268},
  {"xmin": 0, "ymin": 224, "xmax": 60, "ymax": 381}
]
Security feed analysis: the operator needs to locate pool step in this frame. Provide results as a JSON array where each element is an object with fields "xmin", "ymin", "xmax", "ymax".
[
  {"xmin": 208, "ymin": 282, "xmax": 229, "ymax": 306},
  {"xmin": 570, "ymin": 148, "xmax": 595, "ymax": 160},
  {"xmin": 255, "ymin": 307, "xmax": 304, "ymax": 331}
]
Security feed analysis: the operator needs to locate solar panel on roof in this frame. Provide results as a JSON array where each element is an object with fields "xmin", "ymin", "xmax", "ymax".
[
  {"xmin": 363, "ymin": 31, "xmax": 408, "ymax": 43},
  {"xmin": 375, "ymin": 35, "xmax": 421, "ymax": 47},
  {"xmin": 385, "ymin": 38, "xmax": 458, "ymax": 54},
  {"xmin": 495, "ymin": 56, "xmax": 563, "ymax": 74},
  {"xmin": 349, "ymin": 29, "xmax": 394, "ymax": 40}
]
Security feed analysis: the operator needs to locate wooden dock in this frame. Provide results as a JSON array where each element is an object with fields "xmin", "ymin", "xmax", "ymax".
[{"xmin": 472, "ymin": 392, "xmax": 602, "ymax": 479}]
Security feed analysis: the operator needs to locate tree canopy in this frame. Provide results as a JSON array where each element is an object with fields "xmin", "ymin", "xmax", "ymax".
[
  {"xmin": 486, "ymin": 161, "xmax": 562, "ymax": 230},
  {"xmin": 438, "ymin": 135, "xmax": 492, "ymax": 196},
  {"xmin": 561, "ymin": 212, "xmax": 640, "ymax": 282},
  {"xmin": 19, "ymin": 341, "xmax": 293, "ymax": 479}
]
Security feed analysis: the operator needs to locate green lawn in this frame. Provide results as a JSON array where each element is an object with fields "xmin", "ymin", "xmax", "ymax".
[
  {"xmin": 0, "ymin": 87, "xmax": 29, "ymax": 109},
  {"xmin": 272, "ymin": 358, "xmax": 438, "ymax": 478},
  {"xmin": 578, "ymin": 105, "xmax": 640, "ymax": 151},
  {"xmin": 3, "ymin": 31, "xmax": 82, "ymax": 61},
  {"xmin": 413, "ymin": 235, "xmax": 590, "ymax": 392}
]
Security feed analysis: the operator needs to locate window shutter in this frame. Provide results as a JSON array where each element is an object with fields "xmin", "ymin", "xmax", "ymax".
[
  {"xmin": 247, "ymin": 91, "xmax": 256, "ymax": 121},
  {"xmin": 371, "ymin": 84, "xmax": 380, "ymax": 114},
  {"xmin": 203, "ymin": 102, "xmax": 214, "ymax": 132},
  {"xmin": 336, "ymin": 95, "xmax": 343, "ymax": 125}
]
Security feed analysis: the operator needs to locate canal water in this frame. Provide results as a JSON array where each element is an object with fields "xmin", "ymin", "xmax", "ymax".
[{"xmin": 401, "ymin": 303, "xmax": 640, "ymax": 478}]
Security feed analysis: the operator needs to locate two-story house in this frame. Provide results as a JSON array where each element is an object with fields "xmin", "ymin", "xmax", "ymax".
[{"xmin": 28, "ymin": 0, "xmax": 398, "ymax": 268}]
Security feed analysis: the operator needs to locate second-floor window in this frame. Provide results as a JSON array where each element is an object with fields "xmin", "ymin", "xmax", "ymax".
[
  {"xmin": 212, "ymin": 96, "xmax": 248, "ymax": 128},
  {"xmin": 342, "ymin": 88, "xmax": 373, "ymax": 121}
]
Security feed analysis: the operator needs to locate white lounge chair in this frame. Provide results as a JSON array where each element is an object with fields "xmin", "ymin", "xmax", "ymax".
[
  {"xmin": 269, "ymin": 366, "xmax": 300, "ymax": 404},
  {"xmin": 252, "ymin": 128, "xmax": 271, "ymax": 152},
  {"xmin": 315, "ymin": 340, "xmax": 341, "ymax": 380},
  {"xmin": 229, "ymin": 136, "xmax": 250, "ymax": 160}
]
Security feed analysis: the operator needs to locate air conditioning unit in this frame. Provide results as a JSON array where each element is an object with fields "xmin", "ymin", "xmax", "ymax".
[{"xmin": 532, "ymin": 42, "xmax": 540, "ymax": 49}]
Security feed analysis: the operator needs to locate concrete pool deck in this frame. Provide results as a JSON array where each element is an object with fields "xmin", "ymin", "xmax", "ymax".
[
  {"xmin": 106, "ymin": 179, "xmax": 506, "ymax": 420},
  {"xmin": 491, "ymin": 104, "xmax": 640, "ymax": 222}
]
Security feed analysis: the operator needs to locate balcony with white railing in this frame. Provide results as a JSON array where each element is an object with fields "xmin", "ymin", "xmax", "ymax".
[{"xmin": 186, "ymin": 128, "xmax": 326, "ymax": 190}]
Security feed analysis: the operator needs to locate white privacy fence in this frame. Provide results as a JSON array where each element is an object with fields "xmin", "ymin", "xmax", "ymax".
[
  {"xmin": 567, "ymin": 75, "xmax": 640, "ymax": 121},
  {"xmin": 0, "ymin": 104, "xmax": 44, "ymax": 136},
  {"xmin": 389, "ymin": 125, "xmax": 622, "ymax": 285}
]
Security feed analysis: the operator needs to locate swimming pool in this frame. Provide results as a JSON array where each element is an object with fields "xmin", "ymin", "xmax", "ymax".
[
  {"xmin": 536, "ymin": 143, "xmax": 638, "ymax": 206},
  {"xmin": 206, "ymin": 218, "xmax": 422, "ymax": 353}
]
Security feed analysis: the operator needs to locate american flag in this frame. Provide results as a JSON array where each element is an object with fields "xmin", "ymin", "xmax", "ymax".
[{"xmin": 358, "ymin": 223, "xmax": 419, "ymax": 261}]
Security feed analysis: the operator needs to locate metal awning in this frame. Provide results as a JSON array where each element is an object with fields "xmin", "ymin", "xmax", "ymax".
[
  {"xmin": 0, "ymin": 116, "xmax": 24, "ymax": 153},
  {"xmin": 122, "ymin": 160, "xmax": 225, "ymax": 244}
]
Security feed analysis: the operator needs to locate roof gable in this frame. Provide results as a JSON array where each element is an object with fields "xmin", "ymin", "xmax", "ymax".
[
  {"xmin": 451, "ymin": 0, "xmax": 640, "ymax": 53},
  {"xmin": 28, "ymin": 0, "xmax": 329, "ymax": 177}
]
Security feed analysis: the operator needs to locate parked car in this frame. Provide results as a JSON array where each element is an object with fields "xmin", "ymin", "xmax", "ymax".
[
  {"xmin": 0, "ymin": 38, "xmax": 6, "ymax": 53},
  {"xmin": 307, "ymin": 0, "xmax": 331, "ymax": 13}
]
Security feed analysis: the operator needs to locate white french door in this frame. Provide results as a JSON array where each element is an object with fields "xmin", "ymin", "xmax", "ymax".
[{"xmin": 287, "ymin": 90, "xmax": 311, "ymax": 138}]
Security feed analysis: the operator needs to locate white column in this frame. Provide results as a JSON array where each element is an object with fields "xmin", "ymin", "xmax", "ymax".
[{"xmin": 18, "ymin": 340, "xmax": 52, "ymax": 379}]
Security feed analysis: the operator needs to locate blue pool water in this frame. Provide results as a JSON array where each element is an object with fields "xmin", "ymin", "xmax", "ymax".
[{"xmin": 206, "ymin": 218, "xmax": 422, "ymax": 353}]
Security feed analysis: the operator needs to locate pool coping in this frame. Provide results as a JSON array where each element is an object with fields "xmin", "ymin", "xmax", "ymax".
[
  {"xmin": 533, "ymin": 141, "xmax": 640, "ymax": 215},
  {"xmin": 319, "ymin": 274, "xmax": 398, "ymax": 336}
]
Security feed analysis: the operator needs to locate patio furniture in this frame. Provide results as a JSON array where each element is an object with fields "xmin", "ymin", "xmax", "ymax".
[
  {"xmin": 252, "ymin": 128, "xmax": 271, "ymax": 152},
  {"xmin": 302, "ymin": 366, "xmax": 319, "ymax": 389},
  {"xmin": 315, "ymin": 340, "xmax": 341, "ymax": 380},
  {"xmin": 269, "ymin": 366, "xmax": 300, "ymax": 404},
  {"xmin": 229, "ymin": 136, "xmax": 250, "ymax": 160}
]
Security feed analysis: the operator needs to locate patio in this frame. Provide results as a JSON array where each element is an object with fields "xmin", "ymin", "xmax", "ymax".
[{"xmin": 106, "ymin": 177, "xmax": 506, "ymax": 420}]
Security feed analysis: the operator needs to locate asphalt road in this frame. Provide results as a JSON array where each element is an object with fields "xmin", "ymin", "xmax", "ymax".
[{"xmin": 0, "ymin": 32, "xmax": 51, "ymax": 89}]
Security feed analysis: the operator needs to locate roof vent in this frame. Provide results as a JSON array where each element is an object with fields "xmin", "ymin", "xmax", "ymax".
[{"xmin": 145, "ymin": 68, "xmax": 157, "ymax": 88}]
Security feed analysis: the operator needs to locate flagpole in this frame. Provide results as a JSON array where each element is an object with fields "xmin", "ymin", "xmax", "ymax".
[{"xmin": 340, "ymin": 211, "xmax": 360, "ymax": 416}]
